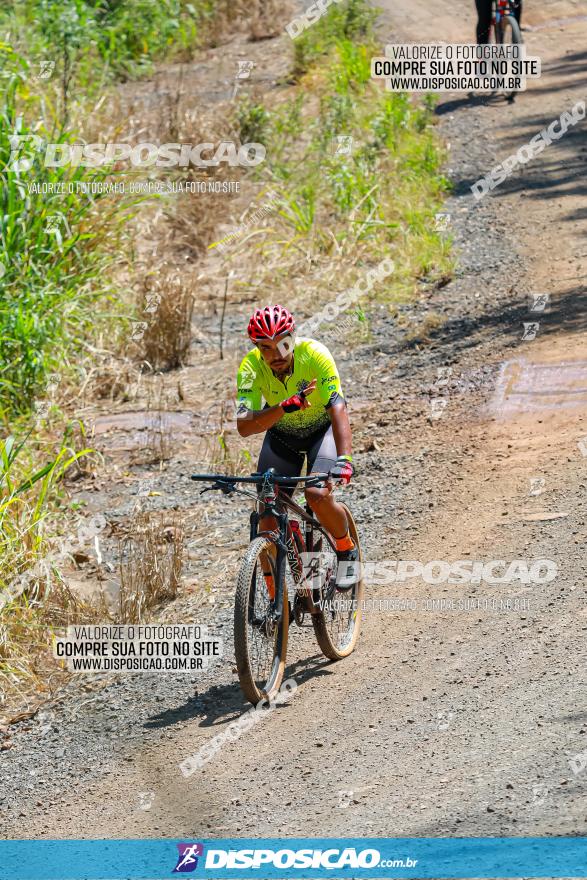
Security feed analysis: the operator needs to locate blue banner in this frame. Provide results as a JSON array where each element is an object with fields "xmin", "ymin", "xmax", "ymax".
[{"xmin": 1, "ymin": 838, "xmax": 587, "ymax": 879}]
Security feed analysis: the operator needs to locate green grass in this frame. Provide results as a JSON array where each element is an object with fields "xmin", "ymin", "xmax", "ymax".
[
  {"xmin": 0, "ymin": 0, "xmax": 269, "ymax": 708},
  {"xmin": 0, "ymin": 63, "xmax": 135, "ymax": 419},
  {"xmin": 1, "ymin": 0, "xmax": 201, "ymax": 90},
  {"xmin": 0, "ymin": 0, "xmax": 266, "ymax": 419},
  {"xmin": 291, "ymin": 0, "xmax": 378, "ymax": 80}
]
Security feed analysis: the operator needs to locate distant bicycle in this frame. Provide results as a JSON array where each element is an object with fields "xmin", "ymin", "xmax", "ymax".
[
  {"xmin": 490, "ymin": 0, "xmax": 523, "ymax": 100},
  {"xmin": 192, "ymin": 468, "xmax": 364, "ymax": 705},
  {"xmin": 491, "ymin": 0, "xmax": 522, "ymax": 48}
]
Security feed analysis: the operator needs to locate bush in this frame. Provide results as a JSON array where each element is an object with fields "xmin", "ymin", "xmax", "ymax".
[
  {"xmin": 0, "ymin": 64, "xmax": 130, "ymax": 417},
  {"xmin": 292, "ymin": 0, "xmax": 378, "ymax": 80},
  {"xmin": 3, "ymin": 0, "xmax": 200, "ymax": 87}
]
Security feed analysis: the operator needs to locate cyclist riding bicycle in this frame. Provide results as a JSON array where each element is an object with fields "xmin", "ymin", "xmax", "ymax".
[
  {"xmin": 236, "ymin": 304, "xmax": 357, "ymax": 587},
  {"xmin": 475, "ymin": 0, "xmax": 522, "ymax": 43}
]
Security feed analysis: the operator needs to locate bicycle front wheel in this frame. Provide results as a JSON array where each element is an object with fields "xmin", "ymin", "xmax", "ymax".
[
  {"xmin": 495, "ymin": 13, "xmax": 523, "ymax": 46},
  {"xmin": 234, "ymin": 535, "xmax": 289, "ymax": 705}
]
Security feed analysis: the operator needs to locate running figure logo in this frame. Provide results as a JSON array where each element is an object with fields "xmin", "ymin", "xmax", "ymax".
[{"xmin": 173, "ymin": 843, "xmax": 204, "ymax": 873}]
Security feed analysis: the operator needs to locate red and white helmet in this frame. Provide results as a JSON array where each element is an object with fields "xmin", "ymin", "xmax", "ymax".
[{"xmin": 247, "ymin": 304, "xmax": 295, "ymax": 341}]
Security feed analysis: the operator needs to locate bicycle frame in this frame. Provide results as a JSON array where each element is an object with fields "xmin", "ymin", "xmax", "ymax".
[
  {"xmin": 192, "ymin": 467, "xmax": 362, "ymax": 701},
  {"xmin": 250, "ymin": 472, "xmax": 336, "ymax": 624}
]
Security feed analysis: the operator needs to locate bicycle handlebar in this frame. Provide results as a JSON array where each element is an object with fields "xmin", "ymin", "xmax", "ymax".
[{"xmin": 191, "ymin": 470, "xmax": 331, "ymax": 488}]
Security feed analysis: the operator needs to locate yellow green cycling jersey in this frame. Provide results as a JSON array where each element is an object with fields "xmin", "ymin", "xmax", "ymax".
[{"xmin": 236, "ymin": 337, "xmax": 344, "ymax": 441}]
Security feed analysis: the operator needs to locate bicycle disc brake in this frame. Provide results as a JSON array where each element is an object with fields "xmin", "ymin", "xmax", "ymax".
[
  {"xmin": 250, "ymin": 613, "xmax": 276, "ymax": 638},
  {"xmin": 294, "ymin": 594, "xmax": 306, "ymax": 626}
]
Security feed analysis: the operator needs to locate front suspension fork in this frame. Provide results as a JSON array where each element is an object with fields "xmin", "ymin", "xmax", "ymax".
[
  {"xmin": 250, "ymin": 508, "xmax": 288, "ymax": 623},
  {"xmin": 272, "ymin": 512, "xmax": 288, "ymax": 623}
]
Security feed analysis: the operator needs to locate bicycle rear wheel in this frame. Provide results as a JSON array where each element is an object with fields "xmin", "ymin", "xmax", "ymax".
[
  {"xmin": 234, "ymin": 536, "xmax": 289, "ymax": 705},
  {"xmin": 311, "ymin": 503, "xmax": 364, "ymax": 660}
]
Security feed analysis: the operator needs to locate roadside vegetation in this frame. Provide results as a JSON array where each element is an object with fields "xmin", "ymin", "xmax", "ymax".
[
  {"xmin": 0, "ymin": 432, "xmax": 97, "ymax": 707},
  {"xmin": 0, "ymin": 0, "xmax": 452, "ymax": 713},
  {"xmin": 1, "ymin": 0, "xmax": 244, "ymax": 90},
  {"xmin": 215, "ymin": 0, "xmax": 453, "ymax": 338},
  {"xmin": 0, "ymin": 0, "xmax": 283, "ymax": 713}
]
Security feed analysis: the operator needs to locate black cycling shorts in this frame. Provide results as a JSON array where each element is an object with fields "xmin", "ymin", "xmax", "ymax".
[{"xmin": 257, "ymin": 426, "xmax": 337, "ymax": 496}]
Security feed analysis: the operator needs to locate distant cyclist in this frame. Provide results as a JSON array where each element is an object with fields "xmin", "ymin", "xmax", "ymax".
[
  {"xmin": 475, "ymin": 0, "xmax": 522, "ymax": 42},
  {"xmin": 236, "ymin": 304, "xmax": 357, "ymax": 587}
]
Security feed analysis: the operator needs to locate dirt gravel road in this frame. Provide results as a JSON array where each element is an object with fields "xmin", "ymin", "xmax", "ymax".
[{"xmin": 2, "ymin": 0, "xmax": 586, "ymax": 841}]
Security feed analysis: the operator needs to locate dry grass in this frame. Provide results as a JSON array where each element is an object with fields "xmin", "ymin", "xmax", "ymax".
[
  {"xmin": 138, "ymin": 269, "xmax": 195, "ymax": 372},
  {"xmin": 203, "ymin": 0, "xmax": 290, "ymax": 45},
  {"xmin": 203, "ymin": 426, "xmax": 254, "ymax": 476},
  {"xmin": 118, "ymin": 512, "xmax": 184, "ymax": 623},
  {"xmin": 78, "ymin": 356, "xmax": 144, "ymax": 405},
  {"xmin": 404, "ymin": 311, "xmax": 446, "ymax": 345},
  {"xmin": 0, "ymin": 568, "xmax": 106, "ymax": 714}
]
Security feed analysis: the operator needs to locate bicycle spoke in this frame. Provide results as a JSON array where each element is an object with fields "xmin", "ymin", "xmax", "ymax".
[
  {"xmin": 320, "ymin": 543, "xmax": 355, "ymax": 650},
  {"xmin": 246, "ymin": 563, "xmax": 276, "ymax": 688}
]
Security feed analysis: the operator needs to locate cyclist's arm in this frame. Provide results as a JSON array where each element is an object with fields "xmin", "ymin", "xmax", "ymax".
[
  {"xmin": 311, "ymin": 341, "xmax": 352, "ymax": 457},
  {"xmin": 237, "ymin": 377, "xmax": 318, "ymax": 437},
  {"xmin": 329, "ymin": 402, "xmax": 352, "ymax": 458},
  {"xmin": 237, "ymin": 404, "xmax": 286, "ymax": 438},
  {"xmin": 235, "ymin": 361, "xmax": 289, "ymax": 437}
]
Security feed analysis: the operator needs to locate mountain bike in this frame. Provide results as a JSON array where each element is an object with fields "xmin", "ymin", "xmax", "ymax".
[
  {"xmin": 491, "ymin": 0, "xmax": 523, "ymax": 100},
  {"xmin": 191, "ymin": 469, "xmax": 364, "ymax": 705},
  {"xmin": 491, "ymin": 0, "xmax": 522, "ymax": 43}
]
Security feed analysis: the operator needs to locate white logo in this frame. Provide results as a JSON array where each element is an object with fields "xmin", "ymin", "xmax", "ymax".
[
  {"xmin": 529, "ymin": 293, "xmax": 549, "ymax": 312},
  {"xmin": 434, "ymin": 212, "xmax": 451, "ymax": 230},
  {"xmin": 430, "ymin": 398, "xmax": 448, "ymax": 420},
  {"xmin": 37, "ymin": 60, "xmax": 55, "ymax": 80},
  {"xmin": 297, "ymin": 258, "xmax": 395, "ymax": 336},
  {"xmin": 8, "ymin": 132, "xmax": 43, "ymax": 172},
  {"xmin": 338, "ymin": 790, "xmax": 353, "ymax": 808},
  {"xmin": 236, "ymin": 60, "xmax": 255, "ymax": 79},
  {"xmin": 12, "ymin": 141, "xmax": 266, "ymax": 171},
  {"xmin": 43, "ymin": 141, "xmax": 265, "ymax": 169},
  {"xmin": 532, "ymin": 783, "xmax": 549, "ymax": 805},
  {"xmin": 436, "ymin": 710, "xmax": 454, "ymax": 731},
  {"xmin": 333, "ymin": 135, "xmax": 353, "ymax": 156},
  {"xmin": 522, "ymin": 322, "xmax": 539, "ymax": 341},
  {"xmin": 37, "ymin": 709, "xmax": 56, "ymax": 735},
  {"xmin": 144, "ymin": 293, "xmax": 160, "ymax": 314},
  {"xmin": 286, "ymin": 0, "xmax": 346, "ymax": 40},
  {"xmin": 130, "ymin": 321, "xmax": 149, "ymax": 341},
  {"xmin": 138, "ymin": 791, "xmax": 155, "ymax": 811},
  {"xmin": 472, "ymin": 101, "xmax": 585, "ymax": 200},
  {"xmin": 528, "ymin": 477, "xmax": 545, "ymax": 497},
  {"xmin": 435, "ymin": 366, "xmax": 453, "ymax": 387},
  {"xmin": 568, "ymin": 749, "xmax": 587, "ymax": 777}
]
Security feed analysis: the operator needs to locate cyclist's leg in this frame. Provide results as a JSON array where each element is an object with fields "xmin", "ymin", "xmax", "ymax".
[
  {"xmin": 475, "ymin": 0, "xmax": 493, "ymax": 43},
  {"xmin": 304, "ymin": 426, "xmax": 350, "ymax": 546},
  {"xmin": 513, "ymin": 0, "xmax": 522, "ymax": 27},
  {"xmin": 257, "ymin": 432, "xmax": 303, "ymax": 530},
  {"xmin": 256, "ymin": 433, "xmax": 304, "ymax": 598}
]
